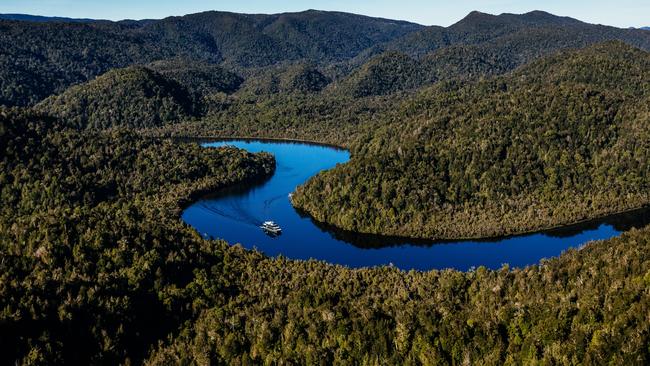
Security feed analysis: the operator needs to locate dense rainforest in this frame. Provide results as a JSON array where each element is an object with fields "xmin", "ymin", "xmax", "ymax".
[
  {"xmin": 2, "ymin": 9, "xmax": 650, "ymax": 108},
  {"xmin": 292, "ymin": 41, "xmax": 650, "ymax": 239},
  {"xmin": 0, "ymin": 107, "xmax": 275, "ymax": 363},
  {"xmin": 1, "ymin": 108, "xmax": 649, "ymax": 364},
  {"xmin": 1, "ymin": 8, "xmax": 650, "ymax": 364},
  {"xmin": 0, "ymin": 10, "xmax": 422, "ymax": 107}
]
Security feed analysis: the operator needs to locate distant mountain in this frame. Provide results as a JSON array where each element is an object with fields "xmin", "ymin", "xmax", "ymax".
[
  {"xmin": 384, "ymin": 10, "xmax": 650, "ymax": 56},
  {"xmin": 338, "ymin": 10, "xmax": 650, "ymax": 96},
  {"xmin": 0, "ymin": 10, "xmax": 423, "ymax": 106},
  {"xmin": 642, "ymin": 27, "xmax": 650, "ymax": 30},
  {"xmin": 2, "ymin": 9, "xmax": 650, "ymax": 105},
  {"xmin": 139, "ymin": 10, "xmax": 423, "ymax": 67},
  {"xmin": 146, "ymin": 59, "xmax": 244, "ymax": 96},
  {"xmin": 0, "ymin": 13, "xmax": 98, "ymax": 23}
]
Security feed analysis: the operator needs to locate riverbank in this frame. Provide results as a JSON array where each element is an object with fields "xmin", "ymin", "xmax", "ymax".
[{"xmin": 181, "ymin": 139, "xmax": 650, "ymax": 271}]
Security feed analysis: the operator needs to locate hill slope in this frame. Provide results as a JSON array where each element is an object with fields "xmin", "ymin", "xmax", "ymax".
[
  {"xmin": 293, "ymin": 42, "xmax": 650, "ymax": 239},
  {"xmin": 341, "ymin": 11, "xmax": 650, "ymax": 96},
  {"xmin": 0, "ymin": 10, "xmax": 422, "ymax": 107},
  {"xmin": 140, "ymin": 10, "xmax": 423, "ymax": 68},
  {"xmin": 37, "ymin": 67, "xmax": 196, "ymax": 129},
  {"xmin": 146, "ymin": 59, "xmax": 244, "ymax": 96},
  {"xmin": 5, "ymin": 10, "xmax": 650, "ymax": 106},
  {"xmin": 0, "ymin": 13, "xmax": 98, "ymax": 22}
]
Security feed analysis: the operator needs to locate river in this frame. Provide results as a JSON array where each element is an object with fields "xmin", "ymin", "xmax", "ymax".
[{"xmin": 182, "ymin": 139, "xmax": 650, "ymax": 271}]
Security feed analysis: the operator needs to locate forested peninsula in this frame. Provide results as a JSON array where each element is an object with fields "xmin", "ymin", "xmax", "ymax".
[{"xmin": 292, "ymin": 42, "xmax": 650, "ymax": 239}]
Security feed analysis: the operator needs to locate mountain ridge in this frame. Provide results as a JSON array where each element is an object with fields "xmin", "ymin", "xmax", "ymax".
[
  {"xmin": 2, "ymin": 9, "xmax": 650, "ymax": 106},
  {"xmin": 0, "ymin": 13, "xmax": 99, "ymax": 23}
]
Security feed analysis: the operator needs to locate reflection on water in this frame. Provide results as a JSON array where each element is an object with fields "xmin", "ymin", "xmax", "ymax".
[
  {"xmin": 182, "ymin": 140, "xmax": 650, "ymax": 271},
  {"xmin": 300, "ymin": 206, "xmax": 650, "ymax": 249}
]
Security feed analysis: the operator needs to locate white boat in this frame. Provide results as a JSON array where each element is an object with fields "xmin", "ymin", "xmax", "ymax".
[{"xmin": 260, "ymin": 221, "xmax": 282, "ymax": 235}]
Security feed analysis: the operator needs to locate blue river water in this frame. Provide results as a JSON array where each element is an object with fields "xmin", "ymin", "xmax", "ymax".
[{"xmin": 182, "ymin": 140, "xmax": 650, "ymax": 271}]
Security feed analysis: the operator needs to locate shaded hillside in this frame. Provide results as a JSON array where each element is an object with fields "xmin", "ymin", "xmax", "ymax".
[
  {"xmin": 293, "ymin": 42, "xmax": 650, "ymax": 239},
  {"xmin": 340, "ymin": 11, "xmax": 650, "ymax": 96},
  {"xmin": 146, "ymin": 59, "xmax": 244, "ymax": 96},
  {"xmin": 0, "ymin": 107, "xmax": 275, "ymax": 364},
  {"xmin": 0, "ymin": 10, "xmax": 421, "ymax": 107},
  {"xmin": 6, "ymin": 9, "xmax": 650, "ymax": 106},
  {"xmin": 141, "ymin": 10, "xmax": 422, "ymax": 68},
  {"xmin": 336, "ymin": 52, "xmax": 423, "ymax": 97},
  {"xmin": 0, "ymin": 13, "xmax": 98, "ymax": 23},
  {"xmin": 337, "ymin": 46, "xmax": 513, "ymax": 97},
  {"xmin": 239, "ymin": 63, "xmax": 331, "ymax": 96},
  {"xmin": 387, "ymin": 10, "xmax": 650, "ymax": 57},
  {"xmin": 154, "ymin": 90, "xmax": 396, "ymax": 146},
  {"xmin": 37, "ymin": 67, "xmax": 196, "ymax": 129},
  {"xmin": 0, "ymin": 20, "xmax": 174, "ymax": 107}
]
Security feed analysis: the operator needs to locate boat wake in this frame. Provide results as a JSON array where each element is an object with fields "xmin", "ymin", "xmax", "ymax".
[
  {"xmin": 199, "ymin": 202, "xmax": 262, "ymax": 226},
  {"xmin": 263, "ymin": 194, "xmax": 286, "ymax": 210}
]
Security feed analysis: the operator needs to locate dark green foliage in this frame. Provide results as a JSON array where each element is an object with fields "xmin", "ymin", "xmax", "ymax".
[
  {"xmin": 0, "ymin": 20, "xmax": 174, "ymax": 107},
  {"xmin": 339, "ymin": 52, "xmax": 424, "ymax": 97},
  {"xmin": 0, "ymin": 107, "xmax": 275, "ymax": 364},
  {"xmin": 5, "ymin": 9, "xmax": 650, "ymax": 106},
  {"xmin": 2, "ymin": 106, "xmax": 649, "ymax": 365},
  {"xmin": 293, "ymin": 42, "xmax": 650, "ymax": 239},
  {"xmin": 147, "ymin": 228, "xmax": 650, "ymax": 365},
  {"xmin": 146, "ymin": 59, "xmax": 244, "ymax": 96},
  {"xmin": 386, "ymin": 10, "xmax": 650, "ymax": 57},
  {"xmin": 239, "ymin": 62, "xmax": 331, "ymax": 96},
  {"xmin": 2, "ymin": 10, "xmax": 650, "ymax": 365},
  {"xmin": 0, "ymin": 14, "xmax": 97, "ymax": 23},
  {"xmin": 340, "ymin": 11, "xmax": 650, "ymax": 96},
  {"xmin": 280, "ymin": 63, "xmax": 331, "ymax": 93},
  {"xmin": 0, "ymin": 10, "xmax": 421, "ymax": 107},
  {"xmin": 37, "ymin": 66, "xmax": 197, "ymax": 129},
  {"xmin": 338, "ymin": 47, "xmax": 511, "ymax": 97},
  {"xmin": 154, "ymin": 91, "xmax": 392, "ymax": 145},
  {"xmin": 138, "ymin": 10, "xmax": 422, "ymax": 69}
]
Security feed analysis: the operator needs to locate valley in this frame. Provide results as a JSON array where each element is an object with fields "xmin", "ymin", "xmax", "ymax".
[{"xmin": 1, "ymin": 7, "xmax": 649, "ymax": 364}]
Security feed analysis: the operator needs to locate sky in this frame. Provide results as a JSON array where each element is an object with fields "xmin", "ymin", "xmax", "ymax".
[{"xmin": 1, "ymin": 0, "xmax": 648, "ymax": 28}]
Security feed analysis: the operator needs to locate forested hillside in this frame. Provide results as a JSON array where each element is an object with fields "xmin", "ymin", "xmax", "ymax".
[
  {"xmin": 0, "ymin": 13, "xmax": 97, "ymax": 23},
  {"xmin": 4, "ymin": 10, "xmax": 650, "ymax": 107},
  {"xmin": 2, "ymin": 108, "xmax": 648, "ymax": 364},
  {"xmin": 37, "ymin": 66, "xmax": 198, "ymax": 129},
  {"xmin": 0, "ymin": 10, "xmax": 421, "ymax": 107},
  {"xmin": 0, "ymin": 107, "xmax": 275, "ymax": 363},
  {"xmin": 383, "ymin": 10, "xmax": 650, "ymax": 57},
  {"xmin": 146, "ymin": 59, "xmax": 244, "ymax": 96},
  {"xmin": 293, "ymin": 42, "xmax": 650, "ymax": 239},
  {"xmin": 141, "ymin": 10, "xmax": 423, "ymax": 68},
  {"xmin": 337, "ymin": 11, "xmax": 650, "ymax": 96},
  {"xmin": 238, "ymin": 62, "xmax": 331, "ymax": 96}
]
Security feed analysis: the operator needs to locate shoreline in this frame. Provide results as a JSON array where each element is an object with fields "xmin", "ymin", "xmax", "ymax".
[
  {"xmin": 170, "ymin": 134, "xmax": 350, "ymax": 151},
  {"xmin": 295, "ymin": 202, "xmax": 650, "ymax": 246},
  {"xmin": 177, "ymin": 135, "xmax": 650, "ymax": 246}
]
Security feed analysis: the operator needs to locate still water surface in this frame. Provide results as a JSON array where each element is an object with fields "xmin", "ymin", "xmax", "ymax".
[{"xmin": 182, "ymin": 140, "xmax": 650, "ymax": 271}]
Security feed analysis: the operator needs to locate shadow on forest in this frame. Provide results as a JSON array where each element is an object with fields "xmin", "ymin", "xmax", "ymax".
[{"xmin": 296, "ymin": 206, "xmax": 650, "ymax": 249}]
